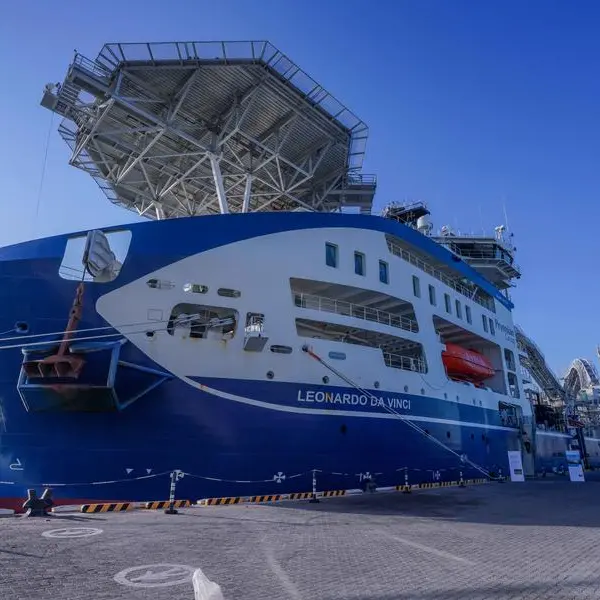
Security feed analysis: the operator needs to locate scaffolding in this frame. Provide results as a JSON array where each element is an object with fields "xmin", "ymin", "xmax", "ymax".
[{"xmin": 41, "ymin": 41, "xmax": 376, "ymax": 219}]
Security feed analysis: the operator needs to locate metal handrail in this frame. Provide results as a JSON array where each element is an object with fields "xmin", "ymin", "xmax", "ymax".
[
  {"xmin": 73, "ymin": 53, "xmax": 112, "ymax": 78},
  {"xmin": 386, "ymin": 239, "xmax": 496, "ymax": 312},
  {"xmin": 293, "ymin": 292, "xmax": 418, "ymax": 333},
  {"xmin": 383, "ymin": 352, "xmax": 427, "ymax": 373}
]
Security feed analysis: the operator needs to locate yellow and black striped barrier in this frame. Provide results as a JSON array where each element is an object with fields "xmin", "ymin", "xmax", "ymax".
[
  {"xmin": 144, "ymin": 500, "xmax": 191, "ymax": 510},
  {"xmin": 395, "ymin": 478, "xmax": 489, "ymax": 492},
  {"xmin": 198, "ymin": 478, "xmax": 492, "ymax": 508},
  {"xmin": 287, "ymin": 492, "xmax": 313, "ymax": 500},
  {"xmin": 80, "ymin": 502, "xmax": 133, "ymax": 513}
]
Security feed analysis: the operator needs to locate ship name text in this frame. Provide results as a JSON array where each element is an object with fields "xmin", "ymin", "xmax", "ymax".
[
  {"xmin": 494, "ymin": 319, "xmax": 516, "ymax": 343},
  {"xmin": 297, "ymin": 390, "xmax": 411, "ymax": 410}
]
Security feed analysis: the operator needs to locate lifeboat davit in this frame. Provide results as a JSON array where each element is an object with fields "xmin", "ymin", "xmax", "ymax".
[{"xmin": 442, "ymin": 343, "xmax": 494, "ymax": 384}]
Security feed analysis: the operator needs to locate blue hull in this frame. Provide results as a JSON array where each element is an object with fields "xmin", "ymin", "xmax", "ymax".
[
  {"xmin": 0, "ymin": 212, "xmax": 539, "ymax": 509},
  {"xmin": 1, "ymin": 374, "xmax": 513, "ymax": 506}
]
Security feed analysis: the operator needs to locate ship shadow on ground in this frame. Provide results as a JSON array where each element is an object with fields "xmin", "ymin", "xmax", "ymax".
[
  {"xmin": 318, "ymin": 579, "xmax": 600, "ymax": 600},
  {"xmin": 273, "ymin": 479, "xmax": 600, "ymax": 528}
]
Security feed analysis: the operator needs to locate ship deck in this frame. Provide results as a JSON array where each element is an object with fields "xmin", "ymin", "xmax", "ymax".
[{"xmin": 3, "ymin": 477, "xmax": 600, "ymax": 599}]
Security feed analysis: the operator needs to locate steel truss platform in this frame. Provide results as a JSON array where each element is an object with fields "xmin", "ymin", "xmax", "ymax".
[{"xmin": 41, "ymin": 41, "xmax": 377, "ymax": 218}]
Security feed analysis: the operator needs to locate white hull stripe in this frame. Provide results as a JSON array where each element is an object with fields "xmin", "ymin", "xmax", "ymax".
[
  {"xmin": 182, "ymin": 376, "xmax": 517, "ymax": 432},
  {"xmin": 536, "ymin": 430, "xmax": 600, "ymax": 443}
]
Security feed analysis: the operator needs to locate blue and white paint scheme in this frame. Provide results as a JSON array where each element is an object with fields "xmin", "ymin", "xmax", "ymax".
[
  {"xmin": 0, "ymin": 40, "xmax": 553, "ymax": 509},
  {"xmin": 0, "ymin": 211, "xmax": 533, "ymax": 508}
]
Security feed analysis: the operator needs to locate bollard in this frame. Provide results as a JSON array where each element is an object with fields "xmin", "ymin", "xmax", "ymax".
[
  {"xmin": 22, "ymin": 488, "xmax": 53, "ymax": 517},
  {"xmin": 497, "ymin": 467, "xmax": 504, "ymax": 483},
  {"xmin": 309, "ymin": 469, "xmax": 320, "ymax": 503},
  {"xmin": 402, "ymin": 468, "xmax": 411, "ymax": 493},
  {"xmin": 459, "ymin": 470, "xmax": 466, "ymax": 488},
  {"xmin": 165, "ymin": 470, "xmax": 185, "ymax": 514}
]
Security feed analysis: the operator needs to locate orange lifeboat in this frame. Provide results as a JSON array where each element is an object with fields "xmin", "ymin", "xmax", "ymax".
[{"xmin": 442, "ymin": 343, "xmax": 494, "ymax": 384}]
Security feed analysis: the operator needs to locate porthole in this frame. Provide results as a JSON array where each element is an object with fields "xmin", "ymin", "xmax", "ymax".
[
  {"xmin": 270, "ymin": 345, "xmax": 292, "ymax": 354},
  {"xmin": 183, "ymin": 283, "xmax": 208, "ymax": 294},
  {"xmin": 218, "ymin": 288, "xmax": 241, "ymax": 298},
  {"xmin": 14, "ymin": 321, "xmax": 29, "ymax": 334},
  {"xmin": 322, "ymin": 376, "xmax": 329, "ymax": 384},
  {"xmin": 145, "ymin": 331, "xmax": 155, "ymax": 339},
  {"xmin": 374, "ymin": 381, "xmax": 380, "ymax": 389},
  {"xmin": 421, "ymin": 388, "xmax": 425, "ymax": 395},
  {"xmin": 404, "ymin": 385, "xmax": 409, "ymax": 393},
  {"xmin": 266, "ymin": 371, "xmax": 274, "ymax": 380},
  {"xmin": 470, "ymin": 433, "xmax": 475, "ymax": 440},
  {"xmin": 446, "ymin": 431, "xmax": 451, "ymax": 439},
  {"xmin": 443, "ymin": 393, "xmax": 448, "ymax": 399},
  {"xmin": 340, "ymin": 424, "xmax": 347, "ymax": 435}
]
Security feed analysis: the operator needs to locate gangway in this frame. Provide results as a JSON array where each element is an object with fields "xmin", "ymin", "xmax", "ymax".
[
  {"xmin": 40, "ymin": 41, "xmax": 376, "ymax": 219},
  {"xmin": 515, "ymin": 325, "xmax": 566, "ymax": 403}
]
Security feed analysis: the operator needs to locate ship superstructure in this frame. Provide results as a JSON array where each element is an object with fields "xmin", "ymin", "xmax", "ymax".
[{"xmin": 0, "ymin": 41, "xmax": 551, "ymax": 510}]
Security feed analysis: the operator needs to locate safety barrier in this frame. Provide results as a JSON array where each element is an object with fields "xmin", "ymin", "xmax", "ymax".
[
  {"xmin": 144, "ymin": 500, "xmax": 191, "ymax": 510},
  {"xmin": 196, "ymin": 479, "xmax": 493, "ymax": 507},
  {"xmin": 80, "ymin": 502, "xmax": 134, "ymax": 513}
]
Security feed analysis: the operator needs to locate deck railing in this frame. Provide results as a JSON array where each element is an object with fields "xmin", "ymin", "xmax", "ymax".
[
  {"xmin": 386, "ymin": 238, "xmax": 496, "ymax": 312},
  {"xmin": 383, "ymin": 351, "xmax": 427, "ymax": 373},
  {"xmin": 293, "ymin": 292, "xmax": 418, "ymax": 333}
]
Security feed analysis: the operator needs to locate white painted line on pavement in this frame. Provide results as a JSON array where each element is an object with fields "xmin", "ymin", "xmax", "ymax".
[
  {"xmin": 378, "ymin": 530, "xmax": 476, "ymax": 566},
  {"xmin": 265, "ymin": 545, "xmax": 302, "ymax": 599}
]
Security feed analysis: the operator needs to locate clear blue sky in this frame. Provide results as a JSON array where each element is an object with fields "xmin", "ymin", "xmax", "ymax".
[{"xmin": 0, "ymin": 1, "xmax": 598, "ymax": 376}]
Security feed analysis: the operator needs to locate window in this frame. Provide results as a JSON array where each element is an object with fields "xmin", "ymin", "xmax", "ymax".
[
  {"xmin": 325, "ymin": 243, "xmax": 338, "ymax": 268},
  {"xmin": 217, "ymin": 288, "xmax": 241, "ymax": 298},
  {"xmin": 379, "ymin": 260, "xmax": 389, "ymax": 284},
  {"xmin": 444, "ymin": 293, "xmax": 451, "ymax": 314},
  {"xmin": 428, "ymin": 285, "xmax": 436, "ymax": 306},
  {"xmin": 504, "ymin": 349, "xmax": 516, "ymax": 371},
  {"xmin": 489, "ymin": 318, "xmax": 495, "ymax": 335},
  {"xmin": 465, "ymin": 305, "xmax": 472, "ymax": 324},
  {"xmin": 482, "ymin": 314, "xmax": 489, "ymax": 332},
  {"xmin": 412, "ymin": 275, "xmax": 421, "ymax": 298},
  {"xmin": 354, "ymin": 251, "xmax": 365, "ymax": 276},
  {"xmin": 183, "ymin": 283, "xmax": 208, "ymax": 294},
  {"xmin": 455, "ymin": 300, "xmax": 462, "ymax": 319},
  {"xmin": 270, "ymin": 345, "xmax": 292, "ymax": 354}
]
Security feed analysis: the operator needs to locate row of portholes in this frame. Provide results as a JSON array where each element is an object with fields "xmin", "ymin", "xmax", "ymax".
[
  {"xmin": 423, "ymin": 429, "xmax": 489, "ymax": 443},
  {"xmin": 146, "ymin": 279, "xmax": 241, "ymax": 298}
]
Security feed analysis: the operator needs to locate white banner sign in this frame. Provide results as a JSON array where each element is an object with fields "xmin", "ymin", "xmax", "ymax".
[
  {"xmin": 507, "ymin": 450, "xmax": 525, "ymax": 482},
  {"xmin": 565, "ymin": 450, "xmax": 585, "ymax": 482}
]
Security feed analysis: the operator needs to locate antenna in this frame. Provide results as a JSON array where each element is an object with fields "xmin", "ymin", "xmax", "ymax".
[
  {"xmin": 478, "ymin": 204, "xmax": 484, "ymax": 236},
  {"xmin": 502, "ymin": 197, "xmax": 510, "ymax": 232}
]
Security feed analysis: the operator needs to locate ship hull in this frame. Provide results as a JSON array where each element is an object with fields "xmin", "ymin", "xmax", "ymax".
[
  {"xmin": 1, "ymin": 376, "xmax": 517, "ymax": 511},
  {"xmin": 0, "ymin": 212, "xmax": 537, "ymax": 509}
]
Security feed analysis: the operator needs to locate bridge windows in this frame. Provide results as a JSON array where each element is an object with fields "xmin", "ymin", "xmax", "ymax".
[
  {"xmin": 482, "ymin": 314, "xmax": 489, "ymax": 333},
  {"xmin": 489, "ymin": 318, "xmax": 495, "ymax": 336}
]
